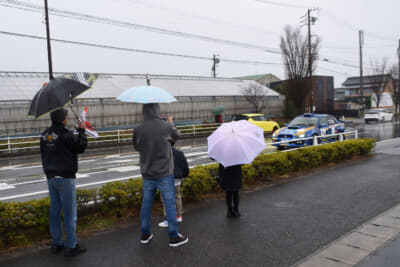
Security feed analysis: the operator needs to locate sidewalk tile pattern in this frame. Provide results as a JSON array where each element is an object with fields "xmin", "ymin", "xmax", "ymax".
[{"xmin": 294, "ymin": 204, "xmax": 400, "ymax": 267}]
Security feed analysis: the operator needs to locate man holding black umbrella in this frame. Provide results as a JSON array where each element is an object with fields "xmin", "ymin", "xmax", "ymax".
[{"xmin": 40, "ymin": 108, "xmax": 87, "ymax": 257}]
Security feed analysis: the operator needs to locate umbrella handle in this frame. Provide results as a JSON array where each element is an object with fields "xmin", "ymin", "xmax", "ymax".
[{"xmin": 68, "ymin": 103, "xmax": 80, "ymax": 120}]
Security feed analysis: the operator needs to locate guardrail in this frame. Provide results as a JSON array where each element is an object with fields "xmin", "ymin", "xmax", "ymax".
[
  {"xmin": 267, "ymin": 130, "xmax": 358, "ymax": 151},
  {"xmin": 0, "ymin": 123, "xmax": 222, "ymax": 154}
]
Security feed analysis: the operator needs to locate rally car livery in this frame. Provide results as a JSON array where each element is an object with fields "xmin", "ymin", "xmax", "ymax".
[{"xmin": 272, "ymin": 113, "xmax": 345, "ymax": 150}]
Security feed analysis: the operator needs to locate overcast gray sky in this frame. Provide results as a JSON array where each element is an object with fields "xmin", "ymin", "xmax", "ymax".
[{"xmin": 0, "ymin": 0, "xmax": 399, "ymax": 87}]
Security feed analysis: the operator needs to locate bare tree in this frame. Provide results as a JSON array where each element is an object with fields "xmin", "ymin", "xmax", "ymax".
[
  {"xmin": 241, "ymin": 82, "xmax": 267, "ymax": 113},
  {"xmin": 280, "ymin": 25, "xmax": 319, "ymax": 113},
  {"xmin": 369, "ymin": 59, "xmax": 389, "ymax": 108},
  {"xmin": 389, "ymin": 64, "xmax": 400, "ymax": 115}
]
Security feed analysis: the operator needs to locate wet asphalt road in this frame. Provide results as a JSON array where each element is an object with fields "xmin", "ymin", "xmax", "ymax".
[
  {"xmin": 1, "ymin": 138, "xmax": 400, "ymax": 267},
  {"xmin": 0, "ymin": 119, "xmax": 399, "ymax": 202}
]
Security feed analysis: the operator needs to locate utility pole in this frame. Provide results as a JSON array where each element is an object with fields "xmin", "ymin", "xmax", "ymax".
[
  {"xmin": 211, "ymin": 54, "xmax": 220, "ymax": 78},
  {"xmin": 44, "ymin": 0, "xmax": 54, "ymax": 80},
  {"xmin": 304, "ymin": 9, "xmax": 318, "ymax": 112},
  {"xmin": 359, "ymin": 30, "xmax": 364, "ymax": 111},
  {"xmin": 397, "ymin": 39, "xmax": 400, "ymax": 114},
  {"xmin": 307, "ymin": 9, "xmax": 313, "ymax": 112}
]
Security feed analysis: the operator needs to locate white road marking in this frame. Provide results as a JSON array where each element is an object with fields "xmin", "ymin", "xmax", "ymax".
[
  {"xmin": 0, "ymin": 175, "xmax": 142, "ymax": 201},
  {"xmin": 80, "ymin": 159, "xmax": 97, "ymax": 163},
  {"xmin": 76, "ymin": 175, "xmax": 141, "ymax": 188},
  {"xmin": 108, "ymin": 159, "xmax": 133, "ymax": 164},
  {"xmin": 11, "ymin": 178, "xmax": 46, "ymax": 186},
  {"xmin": 0, "ymin": 190, "xmax": 49, "ymax": 201},
  {"xmin": 188, "ymin": 155, "xmax": 210, "ymax": 162},
  {"xmin": 104, "ymin": 155, "xmax": 121, "ymax": 159},
  {"xmin": 0, "ymin": 183, "xmax": 15, "ymax": 190},
  {"xmin": 108, "ymin": 166, "xmax": 140, "ymax": 172},
  {"xmin": 185, "ymin": 151, "xmax": 208, "ymax": 157}
]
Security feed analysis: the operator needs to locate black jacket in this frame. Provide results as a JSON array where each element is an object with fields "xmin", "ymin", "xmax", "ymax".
[
  {"xmin": 172, "ymin": 147, "xmax": 189, "ymax": 179},
  {"xmin": 218, "ymin": 164, "xmax": 243, "ymax": 190},
  {"xmin": 40, "ymin": 122, "xmax": 87, "ymax": 178}
]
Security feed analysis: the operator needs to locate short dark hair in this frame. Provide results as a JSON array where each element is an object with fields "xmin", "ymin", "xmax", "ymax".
[{"xmin": 50, "ymin": 108, "xmax": 68, "ymax": 123}]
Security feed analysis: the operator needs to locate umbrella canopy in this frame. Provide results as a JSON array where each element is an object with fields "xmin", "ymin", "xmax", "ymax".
[
  {"xmin": 212, "ymin": 106, "xmax": 225, "ymax": 115},
  {"xmin": 208, "ymin": 120, "xmax": 266, "ymax": 167},
  {"xmin": 28, "ymin": 78, "xmax": 90, "ymax": 119},
  {"xmin": 116, "ymin": 85, "xmax": 177, "ymax": 103}
]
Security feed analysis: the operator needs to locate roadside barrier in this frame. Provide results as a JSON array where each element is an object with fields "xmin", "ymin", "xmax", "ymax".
[
  {"xmin": 0, "ymin": 124, "xmax": 358, "ymax": 154},
  {"xmin": 0, "ymin": 123, "xmax": 222, "ymax": 154}
]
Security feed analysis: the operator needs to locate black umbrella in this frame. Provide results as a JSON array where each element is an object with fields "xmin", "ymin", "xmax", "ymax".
[{"xmin": 28, "ymin": 77, "xmax": 90, "ymax": 119}]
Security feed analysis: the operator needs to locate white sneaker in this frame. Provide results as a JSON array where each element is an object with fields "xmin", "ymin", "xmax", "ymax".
[
  {"xmin": 158, "ymin": 220, "xmax": 168, "ymax": 228},
  {"xmin": 158, "ymin": 217, "xmax": 183, "ymax": 228}
]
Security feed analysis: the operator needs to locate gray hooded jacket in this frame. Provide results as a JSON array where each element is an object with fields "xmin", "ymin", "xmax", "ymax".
[{"xmin": 133, "ymin": 103, "xmax": 180, "ymax": 179}]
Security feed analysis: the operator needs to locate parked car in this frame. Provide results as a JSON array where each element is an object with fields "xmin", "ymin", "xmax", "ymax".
[
  {"xmin": 272, "ymin": 113, "xmax": 345, "ymax": 150},
  {"xmin": 232, "ymin": 113, "xmax": 279, "ymax": 133},
  {"xmin": 364, "ymin": 108, "xmax": 393, "ymax": 123}
]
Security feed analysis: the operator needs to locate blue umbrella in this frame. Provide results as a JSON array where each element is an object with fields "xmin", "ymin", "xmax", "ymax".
[{"xmin": 116, "ymin": 85, "xmax": 177, "ymax": 103}]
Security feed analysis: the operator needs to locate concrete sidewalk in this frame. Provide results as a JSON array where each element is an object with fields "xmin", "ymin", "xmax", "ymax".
[{"xmin": 1, "ymin": 138, "xmax": 400, "ymax": 267}]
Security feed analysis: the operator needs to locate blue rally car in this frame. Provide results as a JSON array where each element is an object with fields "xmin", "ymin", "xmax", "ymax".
[{"xmin": 272, "ymin": 113, "xmax": 345, "ymax": 150}]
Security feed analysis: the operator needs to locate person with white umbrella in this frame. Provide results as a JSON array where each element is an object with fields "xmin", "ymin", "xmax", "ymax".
[{"xmin": 208, "ymin": 120, "xmax": 266, "ymax": 218}]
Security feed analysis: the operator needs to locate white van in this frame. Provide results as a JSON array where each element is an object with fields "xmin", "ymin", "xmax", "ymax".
[{"xmin": 364, "ymin": 108, "xmax": 394, "ymax": 123}]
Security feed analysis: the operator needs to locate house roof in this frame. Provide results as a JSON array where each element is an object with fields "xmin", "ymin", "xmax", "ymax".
[
  {"xmin": 0, "ymin": 72, "xmax": 280, "ymax": 101},
  {"xmin": 234, "ymin": 73, "xmax": 280, "ymax": 81},
  {"xmin": 342, "ymin": 74, "xmax": 392, "ymax": 86}
]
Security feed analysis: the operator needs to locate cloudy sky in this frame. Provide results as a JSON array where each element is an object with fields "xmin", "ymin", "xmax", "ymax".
[{"xmin": 0, "ymin": 0, "xmax": 399, "ymax": 87}]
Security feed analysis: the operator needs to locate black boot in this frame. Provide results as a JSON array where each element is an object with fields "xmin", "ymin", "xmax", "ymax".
[
  {"xmin": 226, "ymin": 191, "xmax": 233, "ymax": 218},
  {"xmin": 232, "ymin": 190, "xmax": 240, "ymax": 218}
]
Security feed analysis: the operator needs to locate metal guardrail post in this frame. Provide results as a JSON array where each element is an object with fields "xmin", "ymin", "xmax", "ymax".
[
  {"xmin": 355, "ymin": 129, "xmax": 358, "ymax": 139},
  {"xmin": 339, "ymin": 133, "xmax": 344, "ymax": 141},
  {"xmin": 8, "ymin": 136, "xmax": 11, "ymax": 153},
  {"xmin": 193, "ymin": 125, "xmax": 196, "ymax": 137},
  {"xmin": 313, "ymin": 135, "xmax": 318, "ymax": 146}
]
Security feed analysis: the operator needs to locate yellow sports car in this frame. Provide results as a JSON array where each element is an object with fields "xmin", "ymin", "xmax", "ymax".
[{"xmin": 233, "ymin": 113, "xmax": 280, "ymax": 133}]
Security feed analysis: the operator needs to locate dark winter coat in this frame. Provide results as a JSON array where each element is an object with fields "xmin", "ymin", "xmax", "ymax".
[
  {"xmin": 172, "ymin": 147, "xmax": 189, "ymax": 179},
  {"xmin": 133, "ymin": 103, "xmax": 180, "ymax": 179},
  {"xmin": 40, "ymin": 122, "xmax": 87, "ymax": 178},
  {"xmin": 218, "ymin": 164, "xmax": 243, "ymax": 190}
]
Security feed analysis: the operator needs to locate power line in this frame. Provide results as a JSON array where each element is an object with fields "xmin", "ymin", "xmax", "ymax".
[
  {"xmin": 322, "ymin": 10, "xmax": 396, "ymax": 42},
  {"xmin": 119, "ymin": 0, "xmax": 281, "ymax": 37},
  {"xmin": 0, "ymin": 0, "xmax": 281, "ymax": 54},
  {"xmin": 317, "ymin": 66, "xmax": 353, "ymax": 76},
  {"xmin": 254, "ymin": 0, "xmax": 310, "ymax": 9},
  {"xmin": 0, "ymin": 30, "xmax": 282, "ymax": 66}
]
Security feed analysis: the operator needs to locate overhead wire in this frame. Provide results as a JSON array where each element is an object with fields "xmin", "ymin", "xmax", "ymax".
[
  {"xmin": 253, "ymin": 0, "xmax": 310, "ymax": 9},
  {"xmin": 0, "ymin": 0, "xmax": 282, "ymax": 54},
  {"xmin": 0, "ymin": 30, "xmax": 282, "ymax": 66},
  {"xmin": 321, "ymin": 10, "xmax": 396, "ymax": 42}
]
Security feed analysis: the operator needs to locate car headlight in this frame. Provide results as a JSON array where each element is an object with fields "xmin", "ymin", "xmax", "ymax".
[{"xmin": 298, "ymin": 133, "xmax": 305, "ymax": 138}]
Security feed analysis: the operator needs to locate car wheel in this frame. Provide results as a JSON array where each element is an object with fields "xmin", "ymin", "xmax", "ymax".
[
  {"xmin": 277, "ymin": 146, "xmax": 285, "ymax": 151},
  {"xmin": 365, "ymin": 119, "xmax": 369, "ymax": 124}
]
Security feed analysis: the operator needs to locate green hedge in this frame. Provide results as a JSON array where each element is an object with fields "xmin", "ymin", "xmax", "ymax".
[{"xmin": 0, "ymin": 139, "xmax": 375, "ymax": 248}]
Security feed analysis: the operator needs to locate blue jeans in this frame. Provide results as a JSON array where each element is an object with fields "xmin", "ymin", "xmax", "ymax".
[
  {"xmin": 141, "ymin": 175, "xmax": 178, "ymax": 238},
  {"xmin": 47, "ymin": 178, "xmax": 77, "ymax": 249}
]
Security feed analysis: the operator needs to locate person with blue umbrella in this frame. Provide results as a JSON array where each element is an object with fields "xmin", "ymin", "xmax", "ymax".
[{"xmin": 118, "ymin": 77, "xmax": 188, "ymax": 247}]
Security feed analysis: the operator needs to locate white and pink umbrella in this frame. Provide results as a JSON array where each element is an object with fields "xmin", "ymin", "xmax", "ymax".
[{"xmin": 207, "ymin": 120, "xmax": 266, "ymax": 167}]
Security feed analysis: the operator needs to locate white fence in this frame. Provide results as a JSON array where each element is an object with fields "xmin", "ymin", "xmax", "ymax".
[
  {"xmin": 0, "ymin": 123, "xmax": 358, "ymax": 154},
  {"xmin": 0, "ymin": 123, "xmax": 221, "ymax": 153}
]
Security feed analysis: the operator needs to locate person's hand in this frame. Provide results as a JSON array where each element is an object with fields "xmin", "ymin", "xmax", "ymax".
[
  {"xmin": 77, "ymin": 121, "xmax": 85, "ymax": 129},
  {"xmin": 167, "ymin": 115, "xmax": 173, "ymax": 124}
]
